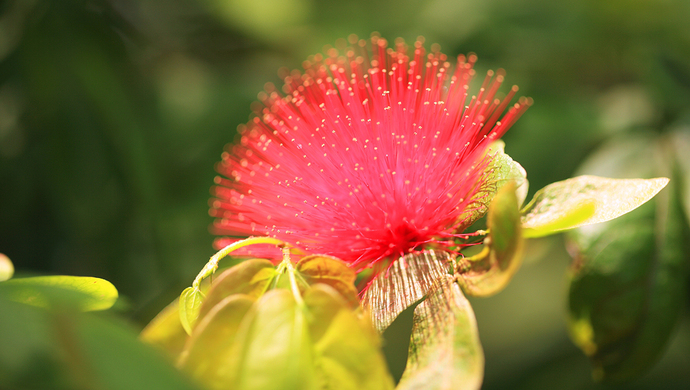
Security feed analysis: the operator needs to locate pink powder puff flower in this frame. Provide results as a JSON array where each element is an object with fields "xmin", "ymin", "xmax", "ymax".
[{"xmin": 209, "ymin": 34, "xmax": 530, "ymax": 271}]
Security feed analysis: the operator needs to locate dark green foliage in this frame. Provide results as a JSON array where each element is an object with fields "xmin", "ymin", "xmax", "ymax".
[
  {"xmin": 0, "ymin": 275, "xmax": 201, "ymax": 390},
  {"xmin": 567, "ymin": 133, "xmax": 690, "ymax": 383}
]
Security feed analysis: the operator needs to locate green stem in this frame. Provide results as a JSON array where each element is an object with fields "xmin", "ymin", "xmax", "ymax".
[
  {"xmin": 282, "ymin": 246, "xmax": 305, "ymax": 308},
  {"xmin": 192, "ymin": 237, "xmax": 285, "ymax": 289}
]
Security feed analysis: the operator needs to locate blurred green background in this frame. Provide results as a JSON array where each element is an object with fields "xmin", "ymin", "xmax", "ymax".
[{"xmin": 1, "ymin": 0, "xmax": 689, "ymax": 388}]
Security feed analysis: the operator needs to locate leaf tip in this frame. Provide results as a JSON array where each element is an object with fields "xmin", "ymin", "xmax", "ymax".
[{"xmin": 652, "ymin": 176, "xmax": 670, "ymax": 190}]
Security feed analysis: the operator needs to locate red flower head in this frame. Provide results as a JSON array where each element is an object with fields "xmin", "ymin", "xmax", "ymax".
[{"xmin": 210, "ymin": 35, "xmax": 530, "ymax": 271}]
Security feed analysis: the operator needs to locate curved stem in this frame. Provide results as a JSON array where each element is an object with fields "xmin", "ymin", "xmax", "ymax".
[{"xmin": 192, "ymin": 236, "xmax": 285, "ymax": 289}]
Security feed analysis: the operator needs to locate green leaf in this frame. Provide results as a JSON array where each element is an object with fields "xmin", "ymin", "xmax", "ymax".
[
  {"xmin": 566, "ymin": 135, "xmax": 688, "ymax": 382},
  {"xmin": 397, "ymin": 276, "xmax": 484, "ymax": 390},
  {"xmin": 568, "ymin": 195, "xmax": 687, "ymax": 382},
  {"xmin": 1, "ymin": 275, "xmax": 118, "ymax": 311},
  {"xmin": 74, "ymin": 311, "xmax": 202, "ymax": 390},
  {"xmin": 232, "ymin": 289, "xmax": 316, "ymax": 390},
  {"xmin": 305, "ymin": 285, "xmax": 394, "ymax": 390},
  {"xmin": 487, "ymin": 181, "xmax": 522, "ymax": 264},
  {"xmin": 0, "ymin": 293, "xmax": 201, "ymax": 390},
  {"xmin": 178, "ymin": 294, "xmax": 255, "ymax": 388},
  {"xmin": 139, "ymin": 297, "xmax": 188, "ymax": 358},
  {"xmin": 464, "ymin": 140, "xmax": 528, "ymax": 227},
  {"xmin": 295, "ymin": 255, "xmax": 358, "ymax": 307},
  {"xmin": 196, "ymin": 259, "xmax": 275, "ymax": 324},
  {"xmin": 460, "ymin": 141, "xmax": 528, "ymax": 228},
  {"xmin": 361, "ymin": 251, "xmax": 453, "ymax": 332},
  {"xmin": 180, "ymin": 282, "xmax": 392, "ymax": 390},
  {"xmin": 179, "ymin": 287, "xmax": 205, "ymax": 335},
  {"xmin": 670, "ymin": 129, "xmax": 690, "ymax": 225},
  {"xmin": 485, "ymin": 140, "xmax": 529, "ymax": 206},
  {"xmin": 523, "ymin": 201, "xmax": 596, "ymax": 238},
  {"xmin": 141, "ymin": 282, "xmax": 214, "ymax": 359},
  {"xmin": 0, "ymin": 253, "xmax": 14, "ymax": 282},
  {"xmin": 456, "ymin": 181, "xmax": 524, "ymax": 297},
  {"xmin": 521, "ymin": 175, "xmax": 669, "ymax": 238}
]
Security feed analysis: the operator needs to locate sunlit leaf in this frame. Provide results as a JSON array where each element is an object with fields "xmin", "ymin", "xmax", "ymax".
[
  {"xmin": 296, "ymin": 255, "xmax": 358, "ymax": 307},
  {"xmin": 397, "ymin": 276, "xmax": 484, "ymax": 390},
  {"xmin": 179, "ymin": 287, "xmax": 205, "ymax": 335},
  {"xmin": 141, "ymin": 282, "xmax": 214, "ymax": 358},
  {"xmin": 1, "ymin": 275, "xmax": 118, "ymax": 311},
  {"xmin": 303, "ymin": 284, "xmax": 345, "ymax": 342},
  {"xmin": 566, "ymin": 137, "xmax": 687, "ymax": 382},
  {"xmin": 456, "ymin": 182, "xmax": 523, "ymax": 297},
  {"xmin": 361, "ymin": 251, "xmax": 452, "ymax": 332},
  {"xmin": 464, "ymin": 140, "xmax": 528, "ymax": 226},
  {"xmin": 521, "ymin": 175, "xmax": 669, "ymax": 238},
  {"xmin": 523, "ymin": 201, "xmax": 596, "ymax": 238},
  {"xmin": 232, "ymin": 289, "xmax": 317, "ymax": 390},
  {"xmin": 485, "ymin": 140, "xmax": 529, "ymax": 206},
  {"xmin": 196, "ymin": 259, "xmax": 275, "ymax": 323},
  {"xmin": 139, "ymin": 297, "xmax": 188, "ymax": 358},
  {"xmin": 179, "ymin": 295, "xmax": 255, "ymax": 388},
  {"xmin": 305, "ymin": 285, "xmax": 394, "ymax": 390},
  {"xmin": 0, "ymin": 253, "xmax": 14, "ymax": 282}
]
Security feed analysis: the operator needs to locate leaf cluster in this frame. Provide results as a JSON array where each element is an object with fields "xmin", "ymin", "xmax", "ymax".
[{"xmin": 142, "ymin": 254, "xmax": 392, "ymax": 390}]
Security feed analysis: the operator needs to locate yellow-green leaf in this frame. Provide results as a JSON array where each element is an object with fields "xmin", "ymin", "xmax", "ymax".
[
  {"xmin": 139, "ymin": 297, "xmax": 188, "ymax": 358},
  {"xmin": 141, "ymin": 281, "xmax": 213, "ymax": 358},
  {"xmin": 233, "ymin": 289, "xmax": 316, "ymax": 390},
  {"xmin": 179, "ymin": 287, "xmax": 205, "ymax": 335},
  {"xmin": 487, "ymin": 181, "xmax": 522, "ymax": 268},
  {"xmin": 1, "ymin": 275, "xmax": 118, "ymax": 311},
  {"xmin": 397, "ymin": 276, "xmax": 484, "ymax": 390},
  {"xmin": 178, "ymin": 294, "xmax": 255, "ymax": 388},
  {"xmin": 196, "ymin": 259, "xmax": 275, "ymax": 323},
  {"xmin": 0, "ymin": 253, "xmax": 14, "ymax": 282},
  {"xmin": 523, "ymin": 201, "xmax": 596, "ymax": 239},
  {"xmin": 463, "ymin": 140, "xmax": 528, "ymax": 227},
  {"xmin": 361, "ymin": 251, "xmax": 453, "ymax": 332},
  {"xmin": 485, "ymin": 140, "xmax": 529, "ymax": 206},
  {"xmin": 456, "ymin": 182, "xmax": 524, "ymax": 297},
  {"xmin": 521, "ymin": 175, "xmax": 669, "ymax": 238},
  {"xmin": 296, "ymin": 255, "xmax": 358, "ymax": 307},
  {"xmin": 305, "ymin": 285, "xmax": 394, "ymax": 390}
]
